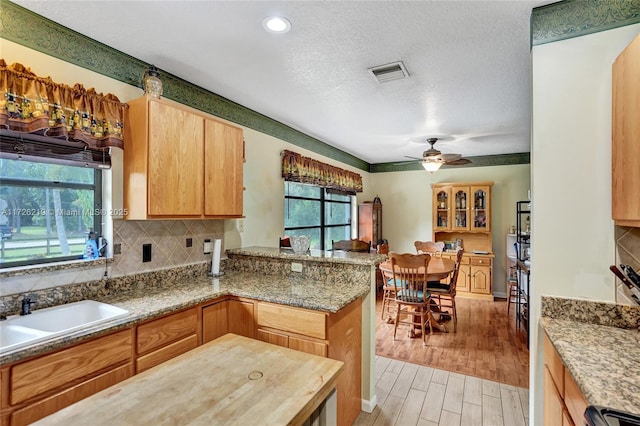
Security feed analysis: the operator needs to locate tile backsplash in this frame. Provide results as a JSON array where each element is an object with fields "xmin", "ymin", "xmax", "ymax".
[
  {"xmin": 1, "ymin": 219, "xmax": 223, "ymax": 296},
  {"xmin": 615, "ymin": 225, "xmax": 640, "ymax": 304},
  {"xmin": 111, "ymin": 219, "xmax": 223, "ymax": 276}
]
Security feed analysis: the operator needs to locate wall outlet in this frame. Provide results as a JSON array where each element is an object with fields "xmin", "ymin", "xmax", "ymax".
[
  {"xmin": 291, "ymin": 262, "xmax": 303, "ymax": 273},
  {"xmin": 186, "ymin": 238, "xmax": 193, "ymax": 248},
  {"xmin": 142, "ymin": 244, "xmax": 152, "ymax": 263},
  {"xmin": 237, "ymin": 219, "xmax": 244, "ymax": 233},
  {"xmin": 203, "ymin": 239, "xmax": 212, "ymax": 254}
]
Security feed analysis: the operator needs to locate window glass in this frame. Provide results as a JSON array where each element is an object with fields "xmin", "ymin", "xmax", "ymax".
[
  {"xmin": 0, "ymin": 158, "xmax": 102, "ymax": 268},
  {"xmin": 284, "ymin": 182, "xmax": 352, "ymax": 250}
]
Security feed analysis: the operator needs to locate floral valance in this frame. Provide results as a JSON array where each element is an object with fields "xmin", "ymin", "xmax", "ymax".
[
  {"xmin": 0, "ymin": 60, "xmax": 127, "ymax": 150},
  {"xmin": 281, "ymin": 150, "xmax": 363, "ymax": 194}
]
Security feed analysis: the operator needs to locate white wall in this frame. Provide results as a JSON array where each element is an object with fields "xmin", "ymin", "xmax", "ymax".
[
  {"xmin": 371, "ymin": 164, "xmax": 530, "ymax": 296},
  {"xmin": 530, "ymin": 24, "xmax": 640, "ymax": 425}
]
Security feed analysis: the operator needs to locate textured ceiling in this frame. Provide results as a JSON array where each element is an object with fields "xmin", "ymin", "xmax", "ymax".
[{"xmin": 14, "ymin": 0, "xmax": 552, "ymax": 164}]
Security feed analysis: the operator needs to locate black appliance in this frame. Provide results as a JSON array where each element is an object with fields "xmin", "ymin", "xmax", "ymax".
[{"xmin": 585, "ymin": 406, "xmax": 640, "ymax": 426}]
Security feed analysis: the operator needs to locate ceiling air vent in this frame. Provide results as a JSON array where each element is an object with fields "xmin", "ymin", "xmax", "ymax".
[{"xmin": 368, "ymin": 61, "xmax": 409, "ymax": 83}]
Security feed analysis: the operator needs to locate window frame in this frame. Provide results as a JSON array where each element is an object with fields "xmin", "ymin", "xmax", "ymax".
[
  {"xmin": 0, "ymin": 165, "xmax": 103, "ymax": 268},
  {"xmin": 284, "ymin": 182, "xmax": 353, "ymax": 250}
]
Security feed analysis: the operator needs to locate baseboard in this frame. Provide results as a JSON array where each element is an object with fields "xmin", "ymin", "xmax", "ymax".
[
  {"xmin": 361, "ymin": 395, "xmax": 377, "ymax": 413},
  {"xmin": 493, "ymin": 291, "xmax": 507, "ymax": 299}
]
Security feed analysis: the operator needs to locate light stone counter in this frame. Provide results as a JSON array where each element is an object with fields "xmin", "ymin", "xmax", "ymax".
[
  {"xmin": 0, "ymin": 270, "xmax": 369, "ymax": 365},
  {"xmin": 540, "ymin": 296, "xmax": 640, "ymax": 414}
]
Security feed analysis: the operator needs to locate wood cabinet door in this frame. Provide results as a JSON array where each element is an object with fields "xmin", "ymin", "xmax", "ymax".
[
  {"xmin": 470, "ymin": 185, "xmax": 491, "ymax": 231},
  {"xmin": 451, "ymin": 186, "xmax": 470, "ymax": 231},
  {"xmin": 544, "ymin": 367, "xmax": 565, "ymax": 426},
  {"xmin": 289, "ymin": 336, "xmax": 328, "ymax": 357},
  {"xmin": 147, "ymin": 100, "xmax": 204, "ymax": 217},
  {"xmin": 228, "ymin": 300, "xmax": 255, "ymax": 338},
  {"xmin": 433, "ymin": 186, "xmax": 451, "ymax": 231},
  {"xmin": 456, "ymin": 265, "xmax": 471, "ymax": 293},
  {"xmin": 204, "ymin": 119, "xmax": 244, "ymax": 217},
  {"xmin": 471, "ymin": 265, "xmax": 491, "ymax": 294},
  {"xmin": 202, "ymin": 301, "xmax": 229, "ymax": 344},
  {"xmin": 612, "ymin": 34, "xmax": 640, "ymax": 226},
  {"xmin": 136, "ymin": 308, "xmax": 198, "ymax": 355}
]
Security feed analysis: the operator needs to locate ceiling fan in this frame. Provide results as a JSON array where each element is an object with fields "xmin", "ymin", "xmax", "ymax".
[{"xmin": 406, "ymin": 137, "xmax": 472, "ymax": 173}]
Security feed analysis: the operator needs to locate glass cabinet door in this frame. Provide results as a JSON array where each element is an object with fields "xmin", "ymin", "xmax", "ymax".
[
  {"xmin": 452, "ymin": 188, "xmax": 469, "ymax": 231},
  {"xmin": 434, "ymin": 189, "xmax": 451, "ymax": 230},
  {"xmin": 471, "ymin": 186, "xmax": 491, "ymax": 231}
]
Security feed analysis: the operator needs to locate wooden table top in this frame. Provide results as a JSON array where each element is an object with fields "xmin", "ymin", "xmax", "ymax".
[
  {"xmin": 35, "ymin": 334, "xmax": 344, "ymax": 426},
  {"xmin": 379, "ymin": 256, "xmax": 455, "ymax": 281}
]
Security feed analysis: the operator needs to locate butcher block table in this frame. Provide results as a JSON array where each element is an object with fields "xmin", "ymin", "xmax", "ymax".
[{"xmin": 35, "ymin": 334, "xmax": 344, "ymax": 426}]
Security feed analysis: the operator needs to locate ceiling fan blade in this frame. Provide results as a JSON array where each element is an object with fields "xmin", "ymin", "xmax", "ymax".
[
  {"xmin": 439, "ymin": 153, "xmax": 462, "ymax": 162},
  {"xmin": 404, "ymin": 155, "xmax": 422, "ymax": 160},
  {"xmin": 445, "ymin": 158, "xmax": 472, "ymax": 166}
]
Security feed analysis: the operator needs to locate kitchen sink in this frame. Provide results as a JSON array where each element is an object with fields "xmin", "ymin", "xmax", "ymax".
[{"xmin": 0, "ymin": 300, "xmax": 129, "ymax": 353}]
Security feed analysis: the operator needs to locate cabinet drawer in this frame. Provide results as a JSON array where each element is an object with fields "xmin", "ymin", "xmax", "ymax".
[
  {"xmin": 543, "ymin": 334, "xmax": 564, "ymax": 395},
  {"xmin": 10, "ymin": 329, "xmax": 132, "ymax": 405},
  {"xmin": 470, "ymin": 257, "xmax": 491, "ymax": 266},
  {"xmin": 257, "ymin": 328, "xmax": 289, "ymax": 348},
  {"xmin": 136, "ymin": 334, "xmax": 198, "ymax": 373},
  {"xmin": 137, "ymin": 308, "xmax": 197, "ymax": 354},
  {"xmin": 257, "ymin": 303, "xmax": 327, "ymax": 340},
  {"xmin": 10, "ymin": 363, "xmax": 133, "ymax": 426},
  {"xmin": 289, "ymin": 336, "xmax": 328, "ymax": 357}
]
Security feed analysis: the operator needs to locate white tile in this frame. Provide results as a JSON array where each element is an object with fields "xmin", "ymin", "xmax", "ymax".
[
  {"xmin": 390, "ymin": 363, "xmax": 418, "ymax": 399},
  {"xmin": 482, "ymin": 394, "xmax": 504, "ymax": 426},
  {"xmin": 439, "ymin": 410, "xmax": 461, "ymax": 426},
  {"xmin": 518, "ymin": 387, "xmax": 530, "ymax": 419},
  {"xmin": 482, "ymin": 379, "xmax": 501, "ymax": 398},
  {"xmin": 501, "ymin": 387, "xmax": 526, "ymax": 426},
  {"xmin": 375, "ymin": 371, "xmax": 399, "ymax": 407},
  {"xmin": 443, "ymin": 375, "xmax": 465, "ymax": 414},
  {"xmin": 464, "ymin": 376, "xmax": 483, "ymax": 406},
  {"xmin": 461, "ymin": 402, "xmax": 483, "ymax": 426},
  {"xmin": 412, "ymin": 365, "xmax": 434, "ymax": 392},
  {"xmin": 387, "ymin": 358, "xmax": 406, "ymax": 374},
  {"xmin": 419, "ymin": 382, "xmax": 445, "ymax": 423},
  {"xmin": 396, "ymin": 388, "xmax": 426, "ymax": 426},
  {"xmin": 376, "ymin": 356, "xmax": 392, "ymax": 379},
  {"xmin": 431, "ymin": 368, "xmax": 449, "ymax": 385},
  {"xmin": 373, "ymin": 395, "xmax": 404, "ymax": 426}
]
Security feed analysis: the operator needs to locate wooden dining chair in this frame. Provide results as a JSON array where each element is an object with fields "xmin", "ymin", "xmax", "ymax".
[
  {"xmin": 414, "ymin": 241, "xmax": 445, "ymax": 257},
  {"xmin": 427, "ymin": 247, "xmax": 464, "ymax": 331},
  {"xmin": 390, "ymin": 252, "xmax": 432, "ymax": 345},
  {"xmin": 332, "ymin": 239, "xmax": 371, "ymax": 252},
  {"xmin": 375, "ymin": 242, "xmax": 390, "ymax": 294}
]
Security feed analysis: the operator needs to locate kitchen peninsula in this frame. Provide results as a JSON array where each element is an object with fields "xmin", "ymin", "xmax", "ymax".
[{"xmin": 0, "ymin": 246, "xmax": 385, "ymax": 425}]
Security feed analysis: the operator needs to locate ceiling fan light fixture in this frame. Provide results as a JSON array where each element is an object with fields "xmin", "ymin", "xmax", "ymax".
[{"xmin": 422, "ymin": 160, "xmax": 442, "ymax": 174}]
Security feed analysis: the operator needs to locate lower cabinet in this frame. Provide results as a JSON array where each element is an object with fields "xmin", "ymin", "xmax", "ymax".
[
  {"xmin": 135, "ymin": 307, "xmax": 199, "ymax": 373},
  {"xmin": 1, "ymin": 296, "xmax": 362, "ymax": 426},
  {"xmin": 543, "ymin": 334, "xmax": 588, "ymax": 426},
  {"xmin": 1, "ymin": 329, "xmax": 134, "ymax": 426},
  {"xmin": 256, "ymin": 300, "xmax": 362, "ymax": 426},
  {"xmin": 442, "ymin": 253, "xmax": 493, "ymax": 299}
]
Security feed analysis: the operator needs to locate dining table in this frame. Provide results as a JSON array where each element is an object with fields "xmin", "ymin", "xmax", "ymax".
[{"xmin": 378, "ymin": 256, "xmax": 456, "ymax": 334}]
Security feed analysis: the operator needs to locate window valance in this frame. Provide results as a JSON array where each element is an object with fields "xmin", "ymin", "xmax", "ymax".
[
  {"xmin": 281, "ymin": 150, "xmax": 363, "ymax": 194},
  {"xmin": 0, "ymin": 60, "xmax": 127, "ymax": 150}
]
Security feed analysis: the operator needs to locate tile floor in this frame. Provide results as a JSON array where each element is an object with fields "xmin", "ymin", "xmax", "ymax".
[{"xmin": 355, "ymin": 356, "xmax": 529, "ymax": 426}]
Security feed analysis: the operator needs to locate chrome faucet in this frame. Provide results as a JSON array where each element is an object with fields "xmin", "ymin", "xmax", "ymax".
[{"xmin": 20, "ymin": 297, "xmax": 36, "ymax": 316}]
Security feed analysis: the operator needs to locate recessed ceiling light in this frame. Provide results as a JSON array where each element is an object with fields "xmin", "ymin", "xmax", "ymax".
[{"xmin": 262, "ymin": 16, "xmax": 291, "ymax": 33}]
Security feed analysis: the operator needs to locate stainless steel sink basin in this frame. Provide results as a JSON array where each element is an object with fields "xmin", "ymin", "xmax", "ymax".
[{"xmin": 0, "ymin": 300, "xmax": 129, "ymax": 353}]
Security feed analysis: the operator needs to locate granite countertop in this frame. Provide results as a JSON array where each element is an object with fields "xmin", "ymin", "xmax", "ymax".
[
  {"xmin": 0, "ymin": 270, "xmax": 370, "ymax": 365},
  {"xmin": 540, "ymin": 297, "xmax": 640, "ymax": 414},
  {"xmin": 227, "ymin": 246, "xmax": 388, "ymax": 265}
]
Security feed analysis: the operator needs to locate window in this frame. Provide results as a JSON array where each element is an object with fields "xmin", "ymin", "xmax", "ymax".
[
  {"xmin": 0, "ymin": 158, "xmax": 103, "ymax": 268},
  {"xmin": 284, "ymin": 182, "xmax": 352, "ymax": 250}
]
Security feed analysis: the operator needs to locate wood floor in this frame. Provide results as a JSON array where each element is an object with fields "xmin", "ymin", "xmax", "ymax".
[
  {"xmin": 355, "ymin": 356, "xmax": 529, "ymax": 426},
  {"xmin": 374, "ymin": 293, "xmax": 529, "ymax": 388}
]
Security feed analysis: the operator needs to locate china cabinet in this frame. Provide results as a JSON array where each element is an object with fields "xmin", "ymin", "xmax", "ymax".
[
  {"xmin": 612, "ymin": 33, "xmax": 640, "ymax": 227},
  {"xmin": 358, "ymin": 198, "xmax": 382, "ymax": 247},
  {"xmin": 432, "ymin": 181, "xmax": 494, "ymax": 300},
  {"xmin": 124, "ymin": 95, "xmax": 244, "ymax": 219}
]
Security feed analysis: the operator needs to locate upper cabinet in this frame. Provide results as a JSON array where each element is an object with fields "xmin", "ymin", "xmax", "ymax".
[
  {"xmin": 612, "ymin": 33, "xmax": 640, "ymax": 227},
  {"xmin": 432, "ymin": 183, "xmax": 492, "ymax": 232},
  {"xmin": 124, "ymin": 96, "xmax": 244, "ymax": 219}
]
